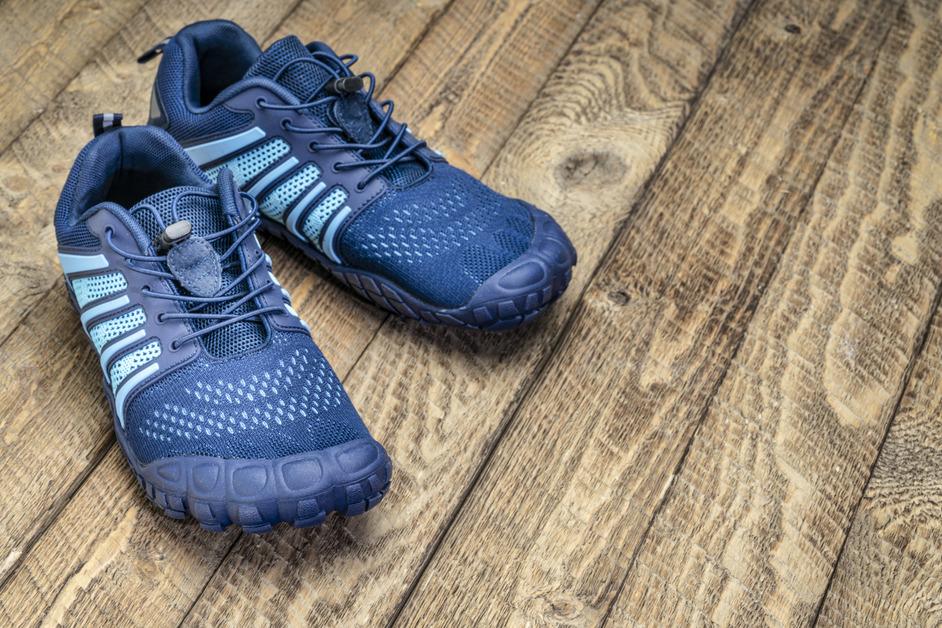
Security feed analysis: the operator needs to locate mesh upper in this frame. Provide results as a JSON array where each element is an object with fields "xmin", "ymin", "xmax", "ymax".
[
  {"xmin": 72, "ymin": 272, "xmax": 127, "ymax": 307},
  {"xmin": 89, "ymin": 308, "xmax": 146, "ymax": 352},
  {"xmin": 341, "ymin": 163, "xmax": 534, "ymax": 307},
  {"xmin": 55, "ymin": 124, "xmax": 371, "ymax": 464},
  {"xmin": 111, "ymin": 340, "xmax": 161, "ymax": 390},
  {"xmin": 154, "ymin": 36, "xmax": 254, "ymax": 143},
  {"xmin": 128, "ymin": 185, "xmax": 267, "ymax": 358},
  {"xmin": 125, "ymin": 332, "xmax": 369, "ymax": 463},
  {"xmin": 243, "ymin": 36, "xmax": 426, "ymax": 187}
]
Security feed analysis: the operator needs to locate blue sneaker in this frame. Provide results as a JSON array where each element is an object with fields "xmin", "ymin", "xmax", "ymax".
[
  {"xmin": 55, "ymin": 120, "xmax": 391, "ymax": 533},
  {"xmin": 139, "ymin": 20, "xmax": 577, "ymax": 330}
]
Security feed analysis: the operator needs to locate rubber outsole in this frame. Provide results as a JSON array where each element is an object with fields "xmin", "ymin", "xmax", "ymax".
[
  {"xmin": 115, "ymin": 422, "xmax": 392, "ymax": 533},
  {"xmin": 260, "ymin": 207, "xmax": 577, "ymax": 331}
]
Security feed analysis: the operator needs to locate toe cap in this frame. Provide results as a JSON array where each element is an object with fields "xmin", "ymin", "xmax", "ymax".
[{"xmin": 460, "ymin": 207, "xmax": 576, "ymax": 329}]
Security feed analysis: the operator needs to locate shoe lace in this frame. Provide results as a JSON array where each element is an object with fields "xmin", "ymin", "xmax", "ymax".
[
  {"xmin": 105, "ymin": 190, "xmax": 283, "ymax": 349},
  {"xmin": 255, "ymin": 52, "xmax": 429, "ymax": 191}
]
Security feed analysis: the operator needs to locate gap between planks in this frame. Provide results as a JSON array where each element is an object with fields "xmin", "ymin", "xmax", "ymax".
[
  {"xmin": 601, "ymin": 0, "xmax": 908, "ymax": 626},
  {"xmin": 812, "ymin": 278, "xmax": 942, "ymax": 625},
  {"xmin": 387, "ymin": 0, "xmax": 762, "ymax": 623}
]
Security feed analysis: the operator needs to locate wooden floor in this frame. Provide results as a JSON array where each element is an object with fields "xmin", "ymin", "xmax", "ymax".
[{"xmin": 0, "ymin": 0, "xmax": 940, "ymax": 625}]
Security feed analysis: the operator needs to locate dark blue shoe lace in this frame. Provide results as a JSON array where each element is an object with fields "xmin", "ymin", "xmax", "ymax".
[
  {"xmin": 255, "ymin": 52, "xmax": 429, "ymax": 191},
  {"xmin": 104, "ymin": 190, "xmax": 282, "ymax": 350}
]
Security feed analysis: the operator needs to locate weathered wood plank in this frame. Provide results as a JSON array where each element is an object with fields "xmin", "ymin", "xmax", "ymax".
[
  {"xmin": 0, "ymin": 0, "xmax": 146, "ymax": 152},
  {"xmin": 608, "ymin": 1, "xmax": 942, "ymax": 624},
  {"xmin": 817, "ymin": 316, "xmax": 942, "ymax": 627},
  {"xmin": 395, "ymin": 0, "xmax": 903, "ymax": 625},
  {"xmin": 0, "ymin": 0, "xmax": 597, "ymax": 623},
  {"xmin": 183, "ymin": 0, "xmax": 750, "ymax": 625}
]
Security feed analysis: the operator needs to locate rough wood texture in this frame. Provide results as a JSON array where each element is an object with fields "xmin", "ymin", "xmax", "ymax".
[
  {"xmin": 398, "ymin": 0, "xmax": 904, "ymax": 625},
  {"xmin": 818, "ymin": 314, "xmax": 942, "ymax": 627},
  {"xmin": 608, "ymin": 1, "xmax": 942, "ymax": 624},
  {"xmin": 185, "ymin": 0, "xmax": 749, "ymax": 625},
  {"xmin": 2, "ymin": 0, "xmax": 940, "ymax": 624},
  {"xmin": 0, "ymin": 0, "xmax": 146, "ymax": 152}
]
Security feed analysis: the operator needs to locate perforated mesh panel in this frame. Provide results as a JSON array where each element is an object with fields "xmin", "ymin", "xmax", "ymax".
[
  {"xmin": 301, "ymin": 187, "xmax": 347, "ymax": 246},
  {"xmin": 342, "ymin": 164, "xmax": 534, "ymax": 307},
  {"xmin": 89, "ymin": 308, "xmax": 146, "ymax": 352},
  {"xmin": 244, "ymin": 36, "xmax": 333, "ymax": 103},
  {"xmin": 204, "ymin": 139, "xmax": 290, "ymax": 186},
  {"xmin": 110, "ymin": 340, "xmax": 161, "ymax": 391},
  {"xmin": 72, "ymin": 272, "xmax": 127, "ymax": 308},
  {"xmin": 259, "ymin": 163, "xmax": 320, "ymax": 221},
  {"xmin": 125, "ymin": 333, "xmax": 369, "ymax": 463}
]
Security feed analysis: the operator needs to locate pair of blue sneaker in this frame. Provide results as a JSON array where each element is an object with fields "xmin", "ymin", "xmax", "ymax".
[{"xmin": 56, "ymin": 20, "xmax": 577, "ymax": 532}]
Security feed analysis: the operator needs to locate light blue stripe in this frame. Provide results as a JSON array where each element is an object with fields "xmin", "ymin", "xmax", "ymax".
[
  {"xmin": 99, "ymin": 329, "xmax": 146, "ymax": 379},
  {"xmin": 247, "ymin": 157, "xmax": 298, "ymax": 197},
  {"xmin": 323, "ymin": 206, "xmax": 352, "ymax": 263},
  {"xmin": 285, "ymin": 182, "xmax": 326, "ymax": 238},
  {"xmin": 80, "ymin": 295, "xmax": 130, "ymax": 330},
  {"xmin": 184, "ymin": 127, "xmax": 265, "ymax": 166},
  {"xmin": 115, "ymin": 363, "xmax": 159, "ymax": 428},
  {"xmin": 59, "ymin": 252, "xmax": 108, "ymax": 275}
]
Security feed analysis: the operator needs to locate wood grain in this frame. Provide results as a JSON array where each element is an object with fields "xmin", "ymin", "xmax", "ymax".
[
  {"xmin": 609, "ymin": 1, "xmax": 942, "ymax": 624},
  {"xmin": 814, "ymin": 9, "xmax": 942, "ymax": 617},
  {"xmin": 817, "ymin": 316, "xmax": 942, "ymax": 626},
  {"xmin": 183, "ymin": 0, "xmax": 749, "ymax": 625},
  {"xmin": 0, "ymin": 0, "xmax": 146, "ymax": 152},
  {"xmin": 396, "ymin": 0, "xmax": 904, "ymax": 625},
  {"xmin": 0, "ymin": 0, "xmax": 598, "ymax": 624}
]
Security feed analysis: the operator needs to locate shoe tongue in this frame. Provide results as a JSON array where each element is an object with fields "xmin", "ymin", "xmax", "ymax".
[
  {"xmin": 128, "ymin": 185, "xmax": 227, "ymax": 242},
  {"xmin": 127, "ymin": 176, "xmax": 267, "ymax": 359},
  {"xmin": 244, "ymin": 36, "xmax": 427, "ymax": 188},
  {"xmin": 244, "ymin": 35, "xmax": 336, "ymax": 103}
]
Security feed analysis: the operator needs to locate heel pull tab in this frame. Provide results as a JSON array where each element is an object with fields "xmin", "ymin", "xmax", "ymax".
[
  {"xmin": 92, "ymin": 113, "xmax": 123, "ymax": 137},
  {"xmin": 137, "ymin": 38, "xmax": 170, "ymax": 63}
]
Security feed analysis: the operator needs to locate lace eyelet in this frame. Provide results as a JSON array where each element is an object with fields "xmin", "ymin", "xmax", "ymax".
[
  {"xmin": 281, "ymin": 118, "xmax": 291, "ymax": 130},
  {"xmin": 355, "ymin": 181, "xmax": 367, "ymax": 192},
  {"xmin": 256, "ymin": 97, "xmax": 267, "ymax": 108},
  {"xmin": 170, "ymin": 340, "xmax": 180, "ymax": 351},
  {"xmin": 331, "ymin": 162, "xmax": 341, "ymax": 173},
  {"xmin": 308, "ymin": 142, "xmax": 319, "ymax": 153},
  {"xmin": 156, "ymin": 313, "xmax": 165, "ymax": 323}
]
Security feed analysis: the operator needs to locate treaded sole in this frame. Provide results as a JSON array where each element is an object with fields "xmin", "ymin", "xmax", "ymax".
[
  {"xmin": 260, "ymin": 215, "xmax": 575, "ymax": 331},
  {"xmin": 62, "ymin": 278, "xmax": 392, "ymax": 534},
  {"xmin": 115, "ymin": 423, "xmax": 392, "ymax": 533}
]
